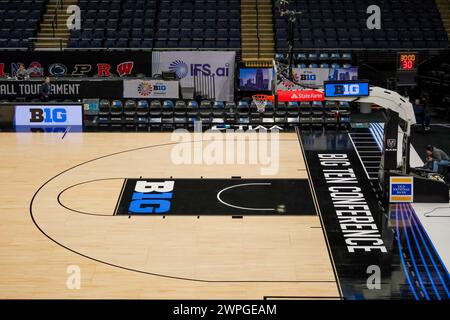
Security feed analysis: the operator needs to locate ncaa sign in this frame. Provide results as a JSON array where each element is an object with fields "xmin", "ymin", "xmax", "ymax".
[
  {"xmin": 14, "ymin": 105, "xmax": 83, "ymax": 126},
  {"xmin": 324, "ymin": 81, "xmax": 370, "ymax": 97}
]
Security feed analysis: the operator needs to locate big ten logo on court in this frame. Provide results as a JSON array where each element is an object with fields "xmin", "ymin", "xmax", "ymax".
[
  {"xmin": 66, "ymin": 265, "xmax": 81, "ymax": 290},
  {"xmin": 128, "ymin": 181, "xmax": 175, "ymax": 214},
  {"xmin": 29, "ymin": 108, "xmax": 67, "ymax": 123}
]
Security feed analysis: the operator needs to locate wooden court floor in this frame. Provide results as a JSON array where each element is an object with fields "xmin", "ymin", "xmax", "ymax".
[{"xmin": 0, "ymin": 132, "xmax": 339, "ymax": 299}]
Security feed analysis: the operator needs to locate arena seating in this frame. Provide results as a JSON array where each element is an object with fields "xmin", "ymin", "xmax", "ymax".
[
  {"xmin": 68, "ymin": 0, "xmax": 157, "ymax": 48},
  {"xmin": 276, "ymin": 52, "xmax": 353, "ymax": 69},
  {"xmin": 155, "ymin": 0, "xmax": 241, "ymax": 49},
  {"xmin": 0, "ymin": 0, "xmax": 45, "ymax": 48},
  {"xmin": 87, "ymin": 98, "xmax": 351, "ymax": 130},
  {"xmin": 68, "ymin": 0, "xmax": 241, "ymax": 49},
  {"xmin": 275, "ymin": 0, "xmax": 449, "ymax": 49}
]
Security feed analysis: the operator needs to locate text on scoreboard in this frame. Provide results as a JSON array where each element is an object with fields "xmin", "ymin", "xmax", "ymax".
[{"xmin": 324, "ymin": 81, "xmax": 370, "ymax": 98}]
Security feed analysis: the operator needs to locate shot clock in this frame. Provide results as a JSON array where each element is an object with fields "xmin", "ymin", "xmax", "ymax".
[{"xmin": 398, "ymin": 52, "xmax": 418, "ymax": 71}]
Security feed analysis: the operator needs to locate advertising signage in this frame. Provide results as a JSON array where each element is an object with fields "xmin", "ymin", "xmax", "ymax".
[
  {"xmin": 324, "ymin": 81, "xmax": 370, "ymax": 98},
  {"xmin": 0, "ymin": 51, "xmax": 151, "ymax": 77},
  {"xmin": 14, "ymin": 105, "xmax": 83, "ymax": 127}
]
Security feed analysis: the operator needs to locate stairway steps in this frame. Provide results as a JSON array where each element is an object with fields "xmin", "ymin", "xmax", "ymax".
[
  {"xmin": 33, "ymin": 0, "xmax": 78, "ymax": 49},
  {"xmin": 241, "ymin": 0, "xmax": 275, "ymax": 64}
]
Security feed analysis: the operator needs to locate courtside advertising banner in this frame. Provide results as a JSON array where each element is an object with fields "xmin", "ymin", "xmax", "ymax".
[
  {"xmin": 277, "ymin": 89, "xmax": 324, "ymax": 102},
  {"xmin": 152, "ymin": 51, "xmax": 235, "ymax": 102},
  {"xmin": 14, "ymin": 105, "xmax": 83, "ymax": 126},
  {"xmin": 278, "ymin": 68, "xmax": 330, "ymax": 90},
  {"xmin": 123, "ymin": 79, "xmax": 179, "ymax": 99}
]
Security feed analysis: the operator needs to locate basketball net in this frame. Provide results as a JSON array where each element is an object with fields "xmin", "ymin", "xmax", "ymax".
[{"xmin": 252, "ymin": 94, "xmax": 273, "ymax": 113}]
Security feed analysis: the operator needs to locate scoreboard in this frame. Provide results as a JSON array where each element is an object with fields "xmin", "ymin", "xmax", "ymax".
[{"xmin": 398, "ymin": 52, "xmax": 418, "ymax": 71}]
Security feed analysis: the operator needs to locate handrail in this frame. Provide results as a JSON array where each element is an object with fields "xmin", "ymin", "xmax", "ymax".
[
  {"xmin": 50, "ymin": 0, "xmax": 64, "ymax": 37},
  {"xmin": 255, "ymin": 1, "xmax": 261, "ymax": 60}
]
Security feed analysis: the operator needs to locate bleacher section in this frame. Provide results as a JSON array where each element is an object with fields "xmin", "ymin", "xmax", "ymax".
[
  {"xmin": 69, "ymin": 0, "xmax": 157, "ymax": 48},
  {"xmin": 275, "ymin": 0, "xmax": 449, "ymax": 50},
  {"xmin": 85, "ymin": 98, "xmax": 351, "ymax": 131},
  {"xmin": 0, "ymin": 0, "xmax": 45, "ymax": 49},
  {"xmin": 155, "ymin": 0, "xmax": 240, "ymax": 49},
  {"xmin": 68, "ymin": 0, "xmax": 241, "ymax": 49}
]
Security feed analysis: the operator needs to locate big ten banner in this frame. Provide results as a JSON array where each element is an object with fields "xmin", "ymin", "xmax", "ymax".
[
  {"xmin": 277, "ymin": 67, "xmax": 358, "ymax": 90},
  {"xmin": 123, "ymin": 79, "xmax": 179, "ymax": 99},
  {"xmin": 151, "ymin": 51, "xmax": 235, "ymax": 102},
  {"xmin": 14, "ymin": 105, "xmax": 83, "ymax": 126},
  {"xmin": 0, "ymin": 51, "xmax": 151, "ymax": 78}
]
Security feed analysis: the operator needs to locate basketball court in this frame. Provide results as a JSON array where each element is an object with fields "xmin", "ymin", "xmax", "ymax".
[{"xmin": 0, "ymin": 131, "xmax": 340, "ymax": 299}]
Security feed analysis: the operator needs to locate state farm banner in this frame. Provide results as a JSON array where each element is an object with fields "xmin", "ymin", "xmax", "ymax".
[
  {"xmin": 123, "ymin": 79, "xmax": 179, "ymax": 99},
  {"xmin": 277, "ymin": 68, "xmax": 358, "ymax": 90},
  {"xmin": 277, "ymin": 89, "xmax": 324, "ymax": 102},
  {"xmin": 152, "ymin": 51, "xmax": 235, "ymax": 102}
]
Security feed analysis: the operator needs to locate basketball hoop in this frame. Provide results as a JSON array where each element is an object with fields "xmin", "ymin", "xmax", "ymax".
[{"xmin": 252, "ymin": 94, "xmax": 273, "ymax": 113}]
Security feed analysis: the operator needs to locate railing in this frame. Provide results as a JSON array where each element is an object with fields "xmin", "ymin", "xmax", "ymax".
[
  {"xmin": 51, "ymin": 0, "xmax": 64, "ymax": 37},
  {"xmin": 255, "ymin": 1, "xmax": 261, "ymax": 60}
]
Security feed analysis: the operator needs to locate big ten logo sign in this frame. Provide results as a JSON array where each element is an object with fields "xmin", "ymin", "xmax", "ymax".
[
  {"xmin": 333, "ymin": 83, "xmax": 361, "ymax": 95},
  {"xmin": 129, "ymin": 181, "xmax": 175, "ymax": 214},
  {"xmin": 154, "ymin": 83, "xmax": 167, "ymax": 90},
  {"xmin": 29, "ymin": 108, "xmax": 67, "ymax": 123},
  {"xmin": 299, "ymin": 74, "xmax": 316, "ymax": 81}
]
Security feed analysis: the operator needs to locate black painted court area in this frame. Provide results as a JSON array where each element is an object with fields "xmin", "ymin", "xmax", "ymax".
[{"xmin": 115, "ymin": 178, "xmax": 316, "ymax": 216}]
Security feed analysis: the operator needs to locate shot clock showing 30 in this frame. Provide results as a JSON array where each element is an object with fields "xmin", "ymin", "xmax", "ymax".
[{"xmin": 398, "ymin": 52, "xmax": 418, "ymax": 71}]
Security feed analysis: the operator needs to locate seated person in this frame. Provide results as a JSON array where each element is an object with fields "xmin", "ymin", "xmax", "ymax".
[
  {"xmin": 425, "ymin": 145, "xmax": 449, "ymax": 173},
  {"xmin": 15, "ymin": 63, "xmax": 29, "ymax": 81}
]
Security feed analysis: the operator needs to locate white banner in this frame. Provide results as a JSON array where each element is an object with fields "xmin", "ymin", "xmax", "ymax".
[
  {"xmin": 123, "ymin": 79, "xmax": 179, "ymax": 99},
  {"xmin": 152, "ymin": 51, "xmax": 235, "ymax": 102},
  {"xmin": 14, "ymin": 105, "xmax": 82, "ymax": 126},
  {"xmin": 277, "ymin": 68, "xmax": 358, "ymax": 90}
]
